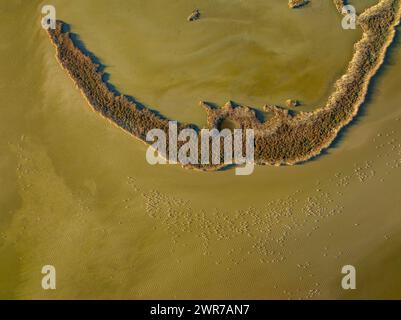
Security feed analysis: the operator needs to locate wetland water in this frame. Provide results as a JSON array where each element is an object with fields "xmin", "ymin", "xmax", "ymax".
[{"xmin": 0, "ymin": 0, "xmax": 400, "ymax": 298}]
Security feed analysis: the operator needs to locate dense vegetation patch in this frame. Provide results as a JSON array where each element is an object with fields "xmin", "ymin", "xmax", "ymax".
[{"xmin": 47, "ymin": 0, "xmax": 401, "ymax": 170}]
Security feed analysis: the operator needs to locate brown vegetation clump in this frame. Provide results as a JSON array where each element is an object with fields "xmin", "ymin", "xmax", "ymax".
[
  {"xmin": 47, "ymin": 0, "xmax": 401, "ymax": 170},
  {"xmin": 288, "ymin": 0, "xmax": 310, "ymax": 9}
]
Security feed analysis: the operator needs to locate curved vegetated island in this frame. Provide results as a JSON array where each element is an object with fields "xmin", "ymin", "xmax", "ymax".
[{"xmin": 47, "ymin": 0, "xmax": 401, "ymax": 171}]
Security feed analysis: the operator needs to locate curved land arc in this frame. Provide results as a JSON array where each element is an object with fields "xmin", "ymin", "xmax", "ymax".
[{"xmin": 46, "ymin": 0, "xmax": 401, "ymax": 170}]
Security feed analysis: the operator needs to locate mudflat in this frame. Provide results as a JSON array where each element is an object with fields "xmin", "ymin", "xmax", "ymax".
[{"xmin": 1, "ymin": 0, "xmax": 400, "ymax": 299}]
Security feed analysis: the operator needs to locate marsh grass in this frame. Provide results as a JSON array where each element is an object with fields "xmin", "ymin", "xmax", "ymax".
[{"xmin": 47, "ymin": 0, "xmax": 401, "ymax": 170}]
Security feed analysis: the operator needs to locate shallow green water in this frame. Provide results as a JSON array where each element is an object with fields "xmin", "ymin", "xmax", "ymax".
[{"xmin": 1, "ymin": 0, "xmax": 401, "ymax": 299}]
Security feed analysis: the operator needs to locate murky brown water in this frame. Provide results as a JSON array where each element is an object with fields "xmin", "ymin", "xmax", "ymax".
[{"xmin": 1, "ymin": 0, "xmax": 400, "ymax": 299}]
